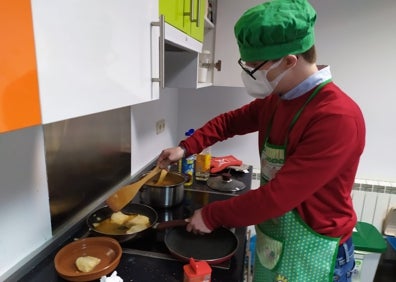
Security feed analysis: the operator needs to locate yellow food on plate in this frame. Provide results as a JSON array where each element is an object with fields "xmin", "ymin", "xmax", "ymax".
[{"xmin": 75, "ymin": 256, "xmax": 101, "ymax": 272}]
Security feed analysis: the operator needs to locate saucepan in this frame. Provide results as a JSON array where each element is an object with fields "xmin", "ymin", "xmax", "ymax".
[
  {"xmin": 87, "ymin": 203, "xmax": 239, "ymax": 263},
  {"xmin": 140, "ymin": 171, "xmax": 186, "ymax": 208}
]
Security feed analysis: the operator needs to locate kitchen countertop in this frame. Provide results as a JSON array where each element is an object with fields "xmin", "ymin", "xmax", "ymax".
[{"xmin": 10, "ymin": 167, "xmax": 253, "ymax": 282}]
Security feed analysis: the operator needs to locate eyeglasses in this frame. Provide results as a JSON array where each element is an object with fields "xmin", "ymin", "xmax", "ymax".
[{"xmin": 238, "ymin": 58, "xmax": 268, "ymax": 80}]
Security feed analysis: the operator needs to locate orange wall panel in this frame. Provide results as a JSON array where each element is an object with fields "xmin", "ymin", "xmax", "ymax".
[{"xmin": 0, "ymin": 0, "xmax": 41, "ymax": 133}]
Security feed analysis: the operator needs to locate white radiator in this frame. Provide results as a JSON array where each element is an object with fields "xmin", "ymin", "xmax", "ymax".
[
  {"xmin": 352, "ymin": 179, "xmax": 396, "ymax": 232},
  {"xmin": 251, "ymin": 171, "xmax": 396, "ymax": 232}
]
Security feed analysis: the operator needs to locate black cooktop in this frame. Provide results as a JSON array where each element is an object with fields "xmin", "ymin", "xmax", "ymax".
[
  {"xmin": 114, "ymin": 189, "xmax": 247, "ymax": 282},
  {"xmin": 123, "ymin": 189, "xmax": 243, "ymax": 268},
  {"xmin": 14, "ymin": 168, "xmax": 252, "ymax": 282}
]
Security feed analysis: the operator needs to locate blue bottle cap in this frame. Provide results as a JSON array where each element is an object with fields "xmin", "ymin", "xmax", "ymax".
[{"xmin": 185, "ymin": 129, "xmax": 195, "ymax": 137}]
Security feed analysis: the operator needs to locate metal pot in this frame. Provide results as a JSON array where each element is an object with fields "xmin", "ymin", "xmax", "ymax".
[{"xmin": 140, "ymin": 172, "xmax": 185, "ymax": 208}]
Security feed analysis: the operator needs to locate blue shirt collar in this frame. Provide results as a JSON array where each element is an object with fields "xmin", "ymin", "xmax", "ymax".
[{"xmin": 281, "ymin": 65, "xmax": 332, "ymax": 100}]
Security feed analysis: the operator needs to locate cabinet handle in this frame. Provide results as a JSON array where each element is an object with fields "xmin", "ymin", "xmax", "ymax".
[
  {"xmin": 214, "ymin": 60, "xmax": 222, "ymax": 71},
  {"xmin": 151, "ymin": 15, "xmax": 165, "ymax": 89},
  {"xmin": 196, "ymin": 0, "xmax": 201, "ymax": 27},
  {"xmin": 186, "ymin": 0, "xmax": 200, "ymax": 27}
]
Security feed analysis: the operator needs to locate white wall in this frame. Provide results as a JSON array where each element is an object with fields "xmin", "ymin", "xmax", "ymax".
[
  {"xmin": 131, "ymin": 85, "xmax": 260, "ymax": 172},
  {"xmin": 310, "ymin": 0, "xmax": 396, "ymax": 181},
  {"xmin": 0, "ymin": 127, "xmax": 52, "ymax": 277},
  {"xmin": 178, "ymin": 86, "xmax": 260, "ymax": 167},
  {"xmin": 130, "ymin": 85, "xmax": 260, "ymax": 172},
  {"xmin": 131, "ymin": 87, "xmax": 181, "ymax": 174}
]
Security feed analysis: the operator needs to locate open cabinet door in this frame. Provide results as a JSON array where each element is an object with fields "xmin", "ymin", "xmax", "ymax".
[
  {"xmin": 31, "ymin": 0, "xmax": 160, "ymax": 124},
  {"xmin": 0, "ymin": 0, "xmax": 41, "ymax": 133}
]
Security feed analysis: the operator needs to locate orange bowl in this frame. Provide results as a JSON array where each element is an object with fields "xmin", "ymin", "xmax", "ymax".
[{"xmin": 54, "ymin": 237, "xmax": 122, "ymax": 281}]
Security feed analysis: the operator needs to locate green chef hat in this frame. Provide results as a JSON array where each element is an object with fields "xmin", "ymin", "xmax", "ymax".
[{"xmin": 234, "ymin": 0, "xmax": 317, "ymax": 62}]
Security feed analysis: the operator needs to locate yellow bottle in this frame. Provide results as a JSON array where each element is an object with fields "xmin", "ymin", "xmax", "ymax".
[{"xmin": 195, "ymin": 147, "xmax": 211, "ymax": 181}]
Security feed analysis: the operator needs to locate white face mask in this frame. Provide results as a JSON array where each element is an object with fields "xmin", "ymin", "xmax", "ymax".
[{"xmin": 241, "ymin": 59, "xmax": 287, "ymax": 99}]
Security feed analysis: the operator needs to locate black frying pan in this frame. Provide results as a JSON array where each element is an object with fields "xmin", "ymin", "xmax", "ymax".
[
  {"xmin": 87, "ymin": 203, "xmax": 159, "ymax": 242},
  {"xmin": 87, "ymin": 203, "xmax": 187, "ymax": 243},
  {"xmin": 164, "ymin": 226, "xmax": 239, "ymax": 264}
]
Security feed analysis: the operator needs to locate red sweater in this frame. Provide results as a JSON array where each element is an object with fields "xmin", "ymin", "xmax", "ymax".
[{"xmin": 180, "ymin": 82, "xmax": 365, "ymax": 243}]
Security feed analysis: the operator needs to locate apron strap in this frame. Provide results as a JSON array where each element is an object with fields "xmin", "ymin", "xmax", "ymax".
[
  {"xmin": 284, "ymin": 79, "xmax": 332, "ymax": 155},
  {"xmin": 262, "ymin": 79, "xmax": 332, "ymax": 154}
]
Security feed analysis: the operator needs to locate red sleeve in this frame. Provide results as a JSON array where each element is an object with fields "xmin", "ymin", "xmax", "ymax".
[{"xmin": 179, "ymin": 98, "xmax": 275, "ymax": 156}]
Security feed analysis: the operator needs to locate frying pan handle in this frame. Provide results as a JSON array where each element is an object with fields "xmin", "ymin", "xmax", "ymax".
[
  {"xmin": 154, "ymin": 219, "xmax": 189, "ymax": 230},
  {"xmin": 74, "ymin": 229, "xmax": 91, "ymax": 240}
]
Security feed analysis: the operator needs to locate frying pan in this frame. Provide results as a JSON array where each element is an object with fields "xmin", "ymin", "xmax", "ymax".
[
  {"xmin": 87, "ymin": 203, "xmax": 159, "ymax": 242},
  {"xmin": 87, "ymin": 203, "xmax": 239, "ymax": 263},
  {"xmin": 87, "ymin": 203, "xmax": 187, "ymax": 243},
  {"xmin": 164, "ymin": 226, "xmax": 239, "ymax": 264}
]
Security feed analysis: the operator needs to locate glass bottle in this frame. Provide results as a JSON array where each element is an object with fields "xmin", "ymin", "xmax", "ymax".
[{"xmin": 195, "ymin": 146, "xmax": 212, "ymax": 181}]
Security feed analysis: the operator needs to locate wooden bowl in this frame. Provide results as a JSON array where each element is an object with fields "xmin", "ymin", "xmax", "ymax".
[{"xmin": 54, "ymin": 237, "xmax": 122, "ymax": 281}]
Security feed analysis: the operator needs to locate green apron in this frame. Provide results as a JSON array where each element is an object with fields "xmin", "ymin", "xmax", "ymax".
[{"xmin": 254, "ymin": 80, "xmax": 339, "ymax": 282}]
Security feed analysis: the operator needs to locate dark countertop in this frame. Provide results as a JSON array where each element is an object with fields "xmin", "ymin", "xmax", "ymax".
[{"xmin": 11, "ymin": 167, "xmax": 253, "ymax": 282}]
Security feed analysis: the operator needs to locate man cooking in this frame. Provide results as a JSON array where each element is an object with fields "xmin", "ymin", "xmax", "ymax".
[{"xmin": 157, "ymin": 0, "xmax": 365, "ymax": 281}]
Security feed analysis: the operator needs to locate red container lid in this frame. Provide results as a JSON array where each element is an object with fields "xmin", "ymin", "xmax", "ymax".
[{"xmin": 183, "ymin": 258, "xmax": 212, "ymax": 278}]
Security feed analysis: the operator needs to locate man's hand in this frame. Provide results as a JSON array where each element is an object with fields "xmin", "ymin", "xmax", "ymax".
[
  {"xmin": 186, "ymin": 208, "xmax": 212, "ymax": 234},
  {"xmin": 157, "ymin": 146, "xmax": 185, "ymax": 169}
]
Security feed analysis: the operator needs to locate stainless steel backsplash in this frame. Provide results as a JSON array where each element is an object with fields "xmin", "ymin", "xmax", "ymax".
[{"xmin": 43, "ymin": 107, "xmax": 131, "ymax": 231}]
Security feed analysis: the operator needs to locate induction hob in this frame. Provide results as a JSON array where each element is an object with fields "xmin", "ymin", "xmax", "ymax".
[
  {"xmin": 13, "ymin": 168, "xmax": 252, "ymax": 282},
  {"xmin": 123, "ymin": 189, "xmax": 241, "ymax": 269}
]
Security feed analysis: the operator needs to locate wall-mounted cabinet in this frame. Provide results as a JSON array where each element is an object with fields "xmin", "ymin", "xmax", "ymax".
[
  {"xmin": 31, "ymin": 0, "xmax": 161, "ymax": 124},
  {"xmin": 163, "ymin": 0, "xmax": 220, "ymax": 89},
  {"xmin": 164, "ymin": 0, "xmax": 267, "ymax": 89},
  {"xmin": 159, "ymin": 0, "xmax": 223, "ymax": 89},
  {"xmin": 160, "ymin": 0, "xmax": 206, "ymax": 43},
  {"xmin": 164, "ymin": 17, "xmax": 216, "ymax": 89}
]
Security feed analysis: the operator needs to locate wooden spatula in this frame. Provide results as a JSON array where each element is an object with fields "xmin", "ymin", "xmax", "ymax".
[
  {"xmin": 156, "ymin": 169, "xmax": 168, "ymax": 185},
  {"xmin": 106, "ymin": 166, "xmax": 161, "ymax": 211}
]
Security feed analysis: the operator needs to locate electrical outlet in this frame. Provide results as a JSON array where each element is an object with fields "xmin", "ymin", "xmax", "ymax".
[{"xmin": 156, "ymin": 119, "xmax": 165, "ymax": 134}]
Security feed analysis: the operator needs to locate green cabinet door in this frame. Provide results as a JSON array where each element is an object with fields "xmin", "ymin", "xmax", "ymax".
[
  {"xmin": 160, "ymin": 0, "xmax": 205, "ymax": 42},
  {"xmin": 159, "ymin": 0, "xmax": 184, "ymax": 31},
  {"xmin": 189, "ymin": 0, "xmax": 206, "ymax": 42}
]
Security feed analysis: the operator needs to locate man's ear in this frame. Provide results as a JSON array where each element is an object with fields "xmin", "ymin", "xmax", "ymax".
[{"xmin": 284, "ymin": 55, "xmax": 298, "ymax": 67}]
